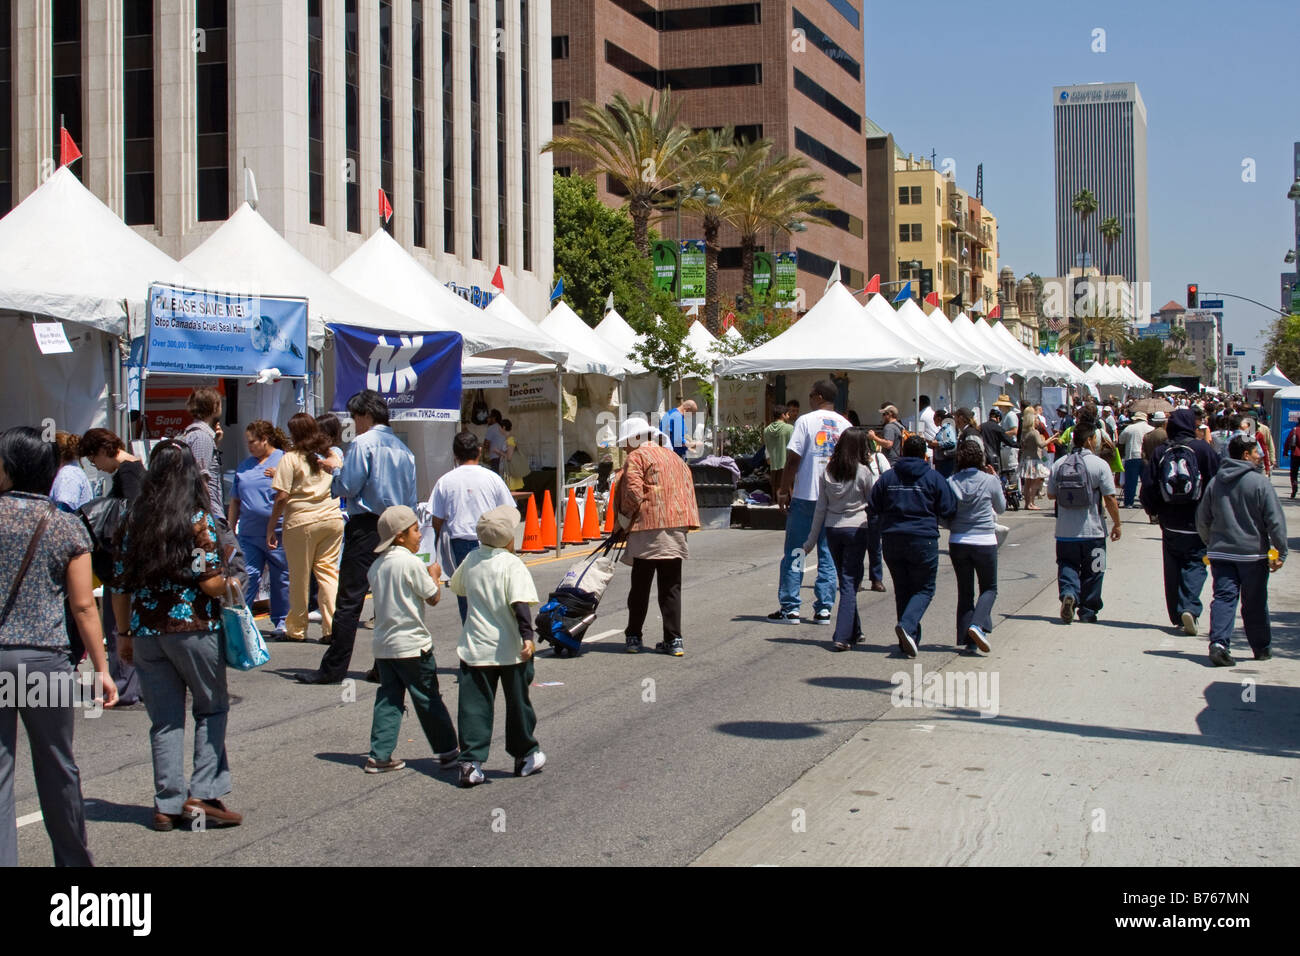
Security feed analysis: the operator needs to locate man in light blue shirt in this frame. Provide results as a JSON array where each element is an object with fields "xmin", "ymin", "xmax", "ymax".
[
  {"xmin": 299, "ymin": 390, "xmax": 417, "ymax": 684},
  {"xmin": 660, "ymin": 399, "xmax": 695, "ymax": 459}
]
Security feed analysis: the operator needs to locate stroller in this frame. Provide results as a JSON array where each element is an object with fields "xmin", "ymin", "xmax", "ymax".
[
  {"xmin": 535, "ymin": 535, "xmax": 625, "ymax": 658},
  {"xmin": 1000, "ymin": 468, "xmax": 1022, "ymax": 511}
]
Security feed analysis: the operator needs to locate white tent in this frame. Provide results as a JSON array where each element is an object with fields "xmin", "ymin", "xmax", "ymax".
[
  {"xmin": 724, "ymin": 325, "xmax": 743, "ymax": 343},
  {"xmin": 541, "ymin": 301, "xmax": 635, "ymax": 378},
  {"xmin": 685, "ymin": 319, "xmax": 722, "ymax": 368},
  {"xmin": 1156, "ymin": 384, "xmax": 1186, "ymax": 394},
  {"xmin": 1245, "ymin": 364, "xmax": 1294, "ymax": 391},
  {"xmin": 981, "ymin": 319, "xmax": 1057, "ymax": 381},
  {"xmin": 331, "ymin": 230, "xmax": 568, "ymax": 364},
  {"xmin": 891, "ymin": 298, "xmax": 982, "ymax": 377}
]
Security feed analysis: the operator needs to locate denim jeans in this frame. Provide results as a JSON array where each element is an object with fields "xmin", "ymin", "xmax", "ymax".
[
  {"xmin": 779, "ymin": 497, "xmax": 836, "ymax": 614},
  {"xmin": 1056, "ymin": 538, "xmax": 1107, "ymax": 621},
  {"xmin": 866, "ymin": 512, "xmax": 884, "ymax": 583},
  {"xmin": 882, "ymin": 534, "xmax": 939, "ymax": 642},
  {"xmin": 1208, "ymin": 559, "xmax": 1271, "ymax": 653},
  {"xmin": 1161, "ymin": 529, "xmax": 1207, "ymax": 625},
  {"xmin": 825, "ymin": 525, "xmax": 868, "ymax": 643},
  {"xmin": 450, "ymin": 537, "xmax": 480, "ymax": 624},
  {"xmin": 239, "ymin": 533, "xmax": 290, "ymax": 629},
  {"xmin": 949, "ymin": 542, "xmax": 998, "ymax": 645},
  {"xmin": 1122, "ymin": 458, "xmax": 1143, "ymax": 507}
]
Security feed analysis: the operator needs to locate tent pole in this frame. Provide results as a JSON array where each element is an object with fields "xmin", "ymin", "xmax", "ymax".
[
  {"xmin": 555, "ymin": 367, "xmax": 564, "ymax": 556},
  {"xmin": 914, "ymin": 361, "xmax": 921, "ymax": 433},
  {"xmin": 713, "ymin": 367, "xmax": 721, "ymax": 456}
]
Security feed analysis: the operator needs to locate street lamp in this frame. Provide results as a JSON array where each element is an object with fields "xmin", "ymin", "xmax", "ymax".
[
  {"xmin": 1288, "ymin": 179, "xmax": 1300, "ymax": 201},
  {"xmin": 1286, "ymin": 250, "xmax": 1297, "ymax": 264}
]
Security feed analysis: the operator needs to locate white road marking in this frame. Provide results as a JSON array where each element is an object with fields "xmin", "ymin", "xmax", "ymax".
[
  {"xmin": 916, "ymin": 725, "xmax": 936, "ymax": 733},
  {"xmin": 17, "ymin": 811, "xmax": 42, "ymax": 828},
  {"xmin": 586, "ymin": 629, "xmax": 623, "ymax": 644}
]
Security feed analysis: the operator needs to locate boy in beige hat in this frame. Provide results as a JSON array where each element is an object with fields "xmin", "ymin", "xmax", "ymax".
[
  {"xmin": 448, "ymin": 503, "xmax": 545, "ymax": 787},
  {"xmin": 363, "ymin": 505, "xmax": 460, "ymax": 774}
]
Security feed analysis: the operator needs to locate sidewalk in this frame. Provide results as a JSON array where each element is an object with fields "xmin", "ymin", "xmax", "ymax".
[{"xmin": 695, "ymin": 488, "xmax": 1300, "ymax": 866}]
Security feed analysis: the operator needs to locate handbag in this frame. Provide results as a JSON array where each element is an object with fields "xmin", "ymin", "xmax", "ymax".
[
  {"xmin": 220, "ymin": 577, "xmax": 270, "ymax": 670},
  {"xmin": 0, "ymin": 500, "xmax": 56, "ymax": 629},
  {"xmin": 77, "ymin": 495, "xmax": 129, "ymax": 582},
  {"xmin": 557, "ymin": 534, "xmax": 623, "ymax": 601}
]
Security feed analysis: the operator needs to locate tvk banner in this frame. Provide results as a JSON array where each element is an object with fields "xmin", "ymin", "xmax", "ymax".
[
  {"xmin": 330, "ymin": 324, "xmax": 463, "ymax": 421},
  {"xmin": 146, "ymin": 283, "xmax": 308, "ymax": 377}
]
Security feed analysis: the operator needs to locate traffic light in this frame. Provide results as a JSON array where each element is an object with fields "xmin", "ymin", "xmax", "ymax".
[
  {"xmin": 1186, "ymin": 283, "xmax": 1198, "ymax": 308},
  {"xmin": 920, "ymin": 269, "xmax": 933, "ymax": 297},
  {"xmin": 1226, "ymin": 342, "xmax": 1233, "ymax": 354}
]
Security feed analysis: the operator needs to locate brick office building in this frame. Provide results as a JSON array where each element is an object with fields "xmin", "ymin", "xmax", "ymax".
[{"xmin": 551, "ymin": 0, "xmax": 870, "ymax": 311}]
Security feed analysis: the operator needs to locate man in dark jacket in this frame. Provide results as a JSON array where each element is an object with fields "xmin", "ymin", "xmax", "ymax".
[
  {"xmin": 868, "ymin": 435, "xmax": 958, "ymax": 657},
  {"xmin": 1195, "ymin": 435, "xmax": 1288, "ymax": 666},
  {"xmin": 979, "ymin": 409, "xmax": 1018, "ymax": 474},
  {"xmin": 1140, "ymin": 408, "xmax": 1220, "ymax": 635}
]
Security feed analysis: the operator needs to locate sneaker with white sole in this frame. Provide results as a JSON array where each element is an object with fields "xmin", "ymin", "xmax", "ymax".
[
  {"xmin": 655, "ymin": 638, "xmax": 685, "ymax": 657},
  {"xmin": 767, "ymin": 609, "xmax": 800, "ymax": 625},
  {"xmin": 437, "ymin": 747, "xmax": 461, "ymax": 769},
  {"xmin": 1180, "ymin": 612, "xmax": 1198, "ymax": 636},
  {"xmin": 811, "ymin": 609, "xmax": 832, "ymax": 625},
  {"xmin": 514, "ymin": 750, "xmax": 547, "ymax": 777},
  {"xmin": 458, "ymin": 761, "xmax": 486, "ymax": 787},
  {"xmin": 1060, "ymin": 595, "xmax": 1076, "ymax": 624},
  {"xmin": 967, "ymin": 624, "xmax": 990, "ymax": 653},
  {"xmin": 895, "ymin": 624, "xmax": 918, "ymax": 658},
  {"xmin": 625, "ymin": 635, "xmax": 643, "ymax": 654},
  {"xmin": 364, "ymin": 757, "xmax": 406, "ymax": 774},
  {"xmin": 307, "ymin": 610, "xmax": 322, "ymax": 624}
]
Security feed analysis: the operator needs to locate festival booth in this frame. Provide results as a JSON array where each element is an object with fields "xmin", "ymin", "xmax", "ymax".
[
  {"xmin": 1082, "ymin": 361, "xmax": 1131, "ymax": 403},
  {"xmin": 949, "ymin": 312, "xmax": 1018, "ymax": 413},
  {"xmin": 1246, "ymin": 364, "xmax": 1294, "ymax": 407},
  {"xmin": 593, "ymin": 306, "xmax": 665, "ymax": 421},
  {"xmin": 865, "ymin": 295, "xmax": 969, "ymax": 423},
  {"xmin": 0, "ymin": 167, "xmax": 201, "ymax": 436}
]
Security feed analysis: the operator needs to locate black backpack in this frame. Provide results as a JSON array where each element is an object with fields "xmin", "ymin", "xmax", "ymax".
[
  {"xmin": 1054, "ymin": 451, "xmax": 1093, "ymax": 510},
  {"xmin": 1156, "ymin": 439, "xmax": 1201, "ymax": 506},
  {"xmin": 77, "ymin": 495, "xmax": 129, "ymax": 582}
]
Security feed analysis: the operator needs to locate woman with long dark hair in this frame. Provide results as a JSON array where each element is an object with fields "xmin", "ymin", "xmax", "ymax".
[
  {"xmin": 946, "ymin": 439, "xmax": 1005, "ymax": 654},
  {"xmin": 0, "ymin": 427, "xmax": 118, "ymax": 865},
  {"xmin": 802, "ymin": 427, "xmax": 878, "ymax": 651},
  {"xmin": 111, "ymin": 440, "xmax": 243, "ymax": 831},
  {"xmin": 268, "ymin": 414, "xmax": 343, "ymax": 643}
]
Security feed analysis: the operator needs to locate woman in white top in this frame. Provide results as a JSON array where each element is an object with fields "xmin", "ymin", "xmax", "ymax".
[{"xmin": 802, "ymin": 428, "xmax": 881, "ymax": 651}]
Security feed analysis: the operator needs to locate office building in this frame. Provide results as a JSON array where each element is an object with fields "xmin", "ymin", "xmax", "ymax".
[
  {"xmin": 1053, "ymin": 82, "xmax": 1149, "ymax": 289},
  {"xmin": 551, "ymin": 0, "xmax": 869, "ymax": 308},
  {"xmin": 0, "ymin": 0, "xmax": 556, "ymax": 318},
  {"xmin": 1283, "ymin": 141, "xmax": 1299, "ymax": 313},
  {"xmin": 1183, "ymin": 309, "xmax": 1221, "ymax": 388}
]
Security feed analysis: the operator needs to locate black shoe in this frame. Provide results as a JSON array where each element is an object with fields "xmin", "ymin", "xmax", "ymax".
[
  {"xmin": 364, "ymin": 666, "xmax": 380, "ymax": 683},
  {"xmin": 295, "ymin": 671, "xmax": 341, "ymax": 685},
  {"xmin": 1208, "ymin": 643, "xmax": 1236, "ymax": 667},
  {"xmin": 1060, "ymin": 595, "xmax": 1075, "ymax": 624},
  {"xmin": 625, "ymin": 635, "xmax": 643, "ymax": 654},
  {"xmin": 1254, "ymin": 647, "xmax": 1272, "ymax": 661}
]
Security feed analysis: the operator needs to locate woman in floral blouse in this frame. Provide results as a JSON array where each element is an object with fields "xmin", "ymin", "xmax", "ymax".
[{"xmin": 111, "ymin": 440, "xmax": 243, "ymax": 832}]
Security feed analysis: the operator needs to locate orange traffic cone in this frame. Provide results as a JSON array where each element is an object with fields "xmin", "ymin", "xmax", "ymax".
[
  {"xmin": 603, "ymin": 480, "xmax": 619, "ymax": 533},
  {"xmin": 539, "ymin": 490, "xmax": 557, "ymax": 549},
  {"xmin": 581, "ymin": 489, "xmax": 601, "ymax": 540},
  {"xmin": 520, "ymin": 494, "xmax": 544, "ymax": 553},
  {"xmin": 562, "ymin": 488, "xmax": 584, "ymax": 544}
]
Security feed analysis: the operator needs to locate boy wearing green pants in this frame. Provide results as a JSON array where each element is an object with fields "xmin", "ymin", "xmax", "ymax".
[
  {"xmin": 448, "ymin": 504, "xmax": 545, "ymax": 787},
  {"xmin": 364, "ymin": 505, "xmax": 460, "ymax": 774}
]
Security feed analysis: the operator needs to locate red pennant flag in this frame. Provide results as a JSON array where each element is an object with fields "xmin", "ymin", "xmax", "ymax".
[
  {"xmin": 722, "ymin": 311, "xmax": 736, "ymax": 330},
  {"xmin": 924, "ymin": 291, "xmax": 940, "ymax": 307},
  {"xmin": 988, "ymin": 303, "xmax": 1001, "ymax": 319},
  {"xmin": 490, "ymin": 265, "xmax": 505, "ymax": 292},
  {"xmin": 59, "ymin": 128, "xmax": 81, "ymax": 167},
  {"xmin": 378, "ymin": 187, "xmax": 393, "ymax": 223},
  {"xmin": 865, "ymin": 274, "xmax": 880, "ymax": 294}
]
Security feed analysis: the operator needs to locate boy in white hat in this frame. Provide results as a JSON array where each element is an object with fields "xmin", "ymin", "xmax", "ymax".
[
  {"xmin": 363, "ymin": 505, "xmax": 460, "ymax": 774},
  {"xmin": 448, "ymin": 503, "xmax": 545, "ymax": 787}
]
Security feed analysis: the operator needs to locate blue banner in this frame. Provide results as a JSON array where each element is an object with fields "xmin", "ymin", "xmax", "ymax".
[
  {"xmin": 330, "ymin": 324, "xmax": 463, "ymax": 421},
  {"xmin": 146, "ymin": 283, "xmax": 308, "ymax": 377}
]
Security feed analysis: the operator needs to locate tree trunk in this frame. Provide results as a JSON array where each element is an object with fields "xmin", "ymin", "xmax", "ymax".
[
  {"xmin": 704, "ymin": 215, "xmax": 721, "ymax": 335},
  {"xmin": 739, "ymin": 237, "xmax": 756, "ymax": 312},
  {"xmin": 632, "ymin": 202, "xmax": 650, "ymax": 258}
]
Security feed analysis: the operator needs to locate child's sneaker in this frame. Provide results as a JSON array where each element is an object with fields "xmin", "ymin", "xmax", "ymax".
[
  {"xmin": 458, "ymin": 761, "xmax": 486, "ymax": 788},
  {"xmin": 514, "ymin": 750, "xmax": 547, "ymax": 777},
  {"xmin": 437, "ymin": 747, "xmax": 461, "ymax": 770},
  {"xmin": 364, "ymin": 757, "xmax": 406, "ymax": 774}
]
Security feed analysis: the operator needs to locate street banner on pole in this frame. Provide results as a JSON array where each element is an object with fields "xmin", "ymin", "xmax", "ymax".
[
  {"xmin": 651, "ymin": 240, "xmax": 678, "ymax": 294},
  {"xmin": 678, "ymin": 240, "xmax": 706, "ymax": 305},
  {"xmin": 753, "ymin": 251, "xmax": 774, "ymax": 297},
  {"xmin": 774, "ymin": 251, "xmax": 798, "ymax": 308},
  {"xmin": 329, "ymin": 324, "xmax": 462, "ymax": 421},
  {"xmin": 146, "ymin": 282, "xmax": 308, "ymax": 378}
]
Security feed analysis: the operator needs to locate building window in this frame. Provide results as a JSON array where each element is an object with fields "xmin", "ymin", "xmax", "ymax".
[
  {"xmin": 0, "ymin": 0, "xmax": 10, "ymax": 212},
  {"xmin": 797, "ymin": 246, "xmax": 858, "ymax": 284},
  {"xmin": 123, "ymin": 0, "xmax": 154, "ymax": 225},
  {"xmin": 554, "ymin": 166, "xmax": 571, "ymax": 177},
  {"xmin": 441, "ymin": 0, "xmax": 454, "ymax": 253},
  {"xmin": 792, "ymin": 69, "xmax": 860, "ymax": 133},
  {"xmin": 897, "ymin": 260, "xmax": 921, "ymax": 281},
  {"xmin": 696, "ymin": 124, "xmax": 764, "ymax": 144},
  {"xmin": 910, "ymin": 185, "xmax": 921, "ymax": 203},
  {"xmin": 520, "ymin": 0, "xmax": 531, "ymax": 271},
  {"xmin": 609, "ymin": 0, "xmax": 760, "ymax": 30},
  {"xmin": 495, "ymin": 0, "xmax": 506, "ymax": 265},
  {"xmin": 821, "ymin": 205, "xmax": 863, "ymax": 238},
  {"xmin": 824, "ymin": 0, "xmax": 860, "ymax": 30},
  {"xmin": 899, "ymin": 223, "xmax": 920, "ymax": 242},
  {"xmin": 470, "ymin": 0, "xmax": 482, "ymax": 260},
  {"xmin": 936, "ymin": 186, "xmax": 941, "ymax": 205},
  {"xmin": 552, "ymin": 100, "xmax": 570, "ymax": 125},
  {"xmin": 898, "ymin": 185, "xmax": 909, "ymax": 205},
  {"xmin": 552, "ymin": 34, "xmax": 568, "ymax": 59},
  {"xmin": 345, "ymin": 0, "xmax": 360, "ymax": 232},
  {"xmin": 794, "ymin": 128, "xmax": 860, "ymax": 185},
  {"xmin": 792, "ymin": 8, "xmax": 860, "ymax": 81},
  {"xmin": 412, "ymin": 0, "xmax": 425, "ymax": 246},
  {"xmin": 606, "ymin": 42, "xmax": 760, "ymax": 89},
  {"xmin": 308, "ymin": 0, "xmax": 324, "ymax": 226},
  {"xmin": 380, "ymin": 0, "xmax": 394, "ymax": 234},
  {"xmin": 52, "ymin": 0, "xmax": 83, "ymax": 183},
  {"xmin": 196, "ymin": 0, "xmax": 228, "ymax": 220}
]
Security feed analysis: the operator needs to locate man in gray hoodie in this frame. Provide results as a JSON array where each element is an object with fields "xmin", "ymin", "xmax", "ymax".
[{"xmin": 1195, "ymin": 435, "xmax": 1288, "ymax": 666}]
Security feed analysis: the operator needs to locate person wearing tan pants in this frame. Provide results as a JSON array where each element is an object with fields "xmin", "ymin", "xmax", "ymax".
[{"xmin": 269, "ymin": 414, "xmax": 345, "ymax": 642}]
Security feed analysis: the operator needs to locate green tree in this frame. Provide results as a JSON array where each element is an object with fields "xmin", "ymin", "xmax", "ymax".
[
  {"xmin": 1071, "ymin": 189, "xmax": 1098, "ymax": 268},
  {"xmin": 1122, "ymin": 335, "xmax": 1169, "ymax": 386},
  {"xmin": 1263, "ymin": 313, "xmax": 1300, "ymax": 382},
  {"xmin": 1099, "ymin": 216, "xmax": 1122, "ymax": 277},
  {"xmin": 542, "ymin": 90, "xmax": 693, "ymax": 256}
]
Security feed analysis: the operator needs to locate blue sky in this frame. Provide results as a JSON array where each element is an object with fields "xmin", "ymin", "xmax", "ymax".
[{"xmin": 863, "ymin": 0, "xmax": 1298, "ymax": 378}]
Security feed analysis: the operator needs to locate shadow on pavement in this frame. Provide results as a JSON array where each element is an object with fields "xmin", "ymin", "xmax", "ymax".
[
  {"xmin": 804, "ymin": 675, "xmax": 895, "ymax": 692},
  {"xmin": 83, "ymin": 797, "xmax": 153, "ymax": 829},
  {"xmin": 715, "ymin": 720, "xmax": 825, "ymax": 740}
]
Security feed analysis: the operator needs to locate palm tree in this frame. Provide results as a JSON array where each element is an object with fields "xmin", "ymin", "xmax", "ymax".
[
  {"xmin": 542, "ymin": 90, "xmax": 694, "ymax": 256},
  {"xmin": 1071, "ymin": 189, "xmax": 1098, "ymax": 270},
  {"xmin": 1099, "ymin": 216, "xmax": 1122, "ymax": 277},
  {"xmin": 725, "ymin": 152, "xmax": 828, "ymax": 310}
]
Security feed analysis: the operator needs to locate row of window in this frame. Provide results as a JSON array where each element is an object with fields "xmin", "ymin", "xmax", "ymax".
[
  {"xmin": 899, "ymin": 223, "xmax": 922, "ymax": 242},
  {"xmin": 605, "ymin": 42, "xmax": 761, "ymax": 90},
  {"xmin": 608, "ymin": 0, "xmax": 761, "ymax": 31},
  {"xmin": 792, "ymin": 7, "xmax": 860, "ymax": 82},
  {"xmin": 794, "ymin": 127, "xmax": 861, "ymax": 186},
  {"xmin": 798, "ymin": 247, "xmax": 863, "ymax": 290},
  {"xmin": 792, "ymin": 68, "xmax": 860, "ymax": 133}
]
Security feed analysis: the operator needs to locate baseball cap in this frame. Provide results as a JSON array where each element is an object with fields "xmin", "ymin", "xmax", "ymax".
[
  {"xmin": 374, "ymin": 505, "xmax": 420, "ymax": 552},
  {"xmin": 476, "ymin": 503, "xmax": 520, "ymax": 549}
]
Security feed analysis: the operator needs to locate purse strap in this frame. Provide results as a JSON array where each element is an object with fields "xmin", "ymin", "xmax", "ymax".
[{"xmin": 0, "ymin": 501, "xmax": 57, "ymax": 629}]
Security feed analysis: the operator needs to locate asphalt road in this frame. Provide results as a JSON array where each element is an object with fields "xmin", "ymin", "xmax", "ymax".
[{"xmin": 14, "ymin": 504, "xmax": 1066, "ymax": 866}]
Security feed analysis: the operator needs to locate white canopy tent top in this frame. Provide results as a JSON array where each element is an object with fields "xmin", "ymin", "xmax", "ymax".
[
  {"xmin": 684, "ymin": 319, "xmax": 721, "ymax": 368},
  {"xmin": 0, "ymin": 166, "xmax": 199, "ymax": 335},
  {"xmin": 1246, "ymin": 364, "xmax": 1294, "ymax": 391},
  {"xmin": 1156, "ymin": 384, "xmax": 1186, "ymax": 394},
  {"xmin": 863, "ymin": 296, "xmax": 957, "ymax": 372},
  {"xmin": 331, "ymin": 230, "xmax": 567, "ymax": 364},
  {"xmin": 540, "ymin": 301, "xmax": 636, "ymax": 378},
  {"xmin": 724, "ymin": 325, "xmax": 743, "ymax": 343},
  {"xmin": 886, "ymin": 297, "xmax": 978, "ymax": 376},
  {"xmin": 982, "ymin": 319, "xmax": 1058, "ymax": 381},
  {"xmin": 949, "ymin": 313, "xmax": 1013, "ymax": 377}
]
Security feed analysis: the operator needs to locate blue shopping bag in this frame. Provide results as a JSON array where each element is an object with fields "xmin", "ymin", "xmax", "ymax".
[{"xmin": 221, "ymin": 581, "xmax": 270, "ymax": 670}]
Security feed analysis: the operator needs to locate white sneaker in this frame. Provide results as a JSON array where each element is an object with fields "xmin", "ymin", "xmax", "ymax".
[
  {"xmin": 458, "ymin": 761, "xmax": 485, "ymax": 788},
  {"xmin": 967, "ymin": 624, "xmax": 990, "ymax": 653},
  {"xmin": 515, "ymin": 750, "xmax": 546, "ymax": 777},
  {"xmin": 1180, "ymin": 612, "xmax": 1198, "ymax": 636},
  {"xmin": 307, "ymin": 610, "xmax": 322, "ymax": 623}
]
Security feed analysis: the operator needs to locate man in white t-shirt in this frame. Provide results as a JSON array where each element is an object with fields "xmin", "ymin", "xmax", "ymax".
[
  {"xmin": 917, "ymin": 395, "xmax": 937, "ymax": 462},
  {"xmin": 429, "ymin": 431, "xmax": 515, "ymax": 622},
  {"xmin": 771, "ymin": 380, "xmax": 852, "ymax": 625},
  {"xmin": 482, "ymin": 409, "xmax": 508, "ymax": 473}
]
